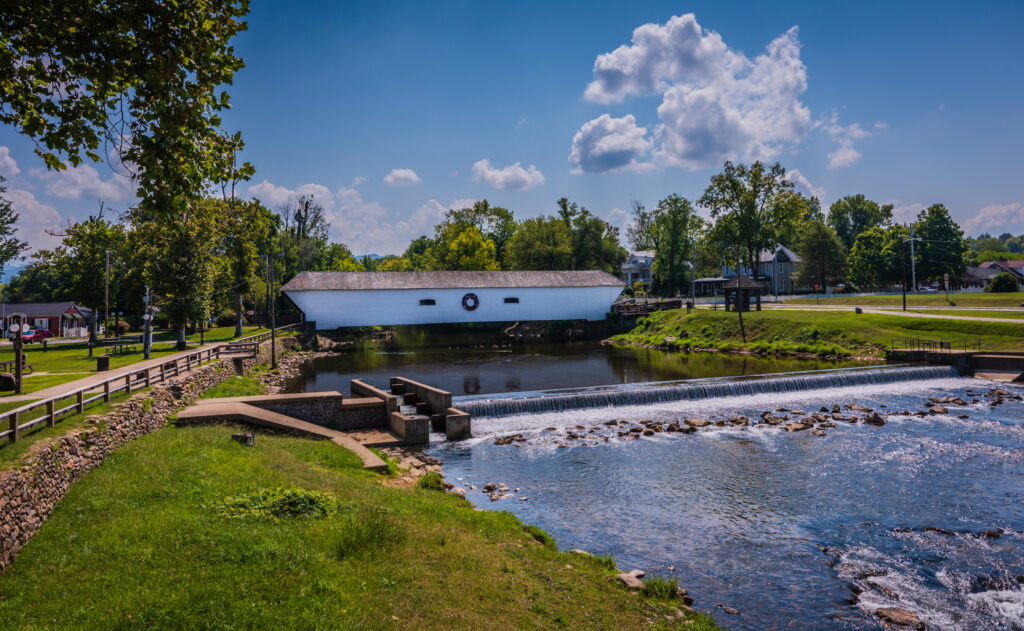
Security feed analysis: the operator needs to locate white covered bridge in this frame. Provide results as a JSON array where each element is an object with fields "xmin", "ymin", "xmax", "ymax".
[{"xmin": 281, "ymin": 270, "xmax": 625, "ymax": 328}]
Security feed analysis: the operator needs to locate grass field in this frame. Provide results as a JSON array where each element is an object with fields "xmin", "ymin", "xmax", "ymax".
[
  {"xmin": 0, "ymin": 424, "xmax": 720, "ymax": 630},
  {"xmin": 613, "ymin": 309, "xmax": 1024, "ymax": 357},
  {"xmin": 784, "ymin": 291, "xmax": 1024, "ymax": 307}
]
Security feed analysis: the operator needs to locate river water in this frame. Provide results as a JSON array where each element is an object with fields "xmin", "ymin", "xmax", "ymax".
[{"xmin": 292, "ymin": 337, "xmax": 1024, "ymax": 630}]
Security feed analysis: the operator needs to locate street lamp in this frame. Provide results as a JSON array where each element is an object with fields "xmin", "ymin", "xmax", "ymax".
[{"xmin": 9, "ymin": 323, "xmax": 22, "ymax": 394}]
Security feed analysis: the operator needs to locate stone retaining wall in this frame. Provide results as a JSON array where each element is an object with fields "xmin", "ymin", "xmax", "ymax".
[{"xmin": 0, "ymin": 336, "xmax": 296, "ymax": 572}]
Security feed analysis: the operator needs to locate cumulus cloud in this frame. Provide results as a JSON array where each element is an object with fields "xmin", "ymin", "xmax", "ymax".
[
  {"xmin": 471, "ymin": 159, "xmax": 545, "ymax": 190},
  {"xmin": 0, "ymin": 146, "xmax": 20, "ymax": 176},
  {"xmin": 30, "ymin": 163, "xmax": 134, "ymax": 201},
  {"xmin": 963, "ymin": 203, "xmax": 1024, "ymax": 234},
  {"xmin": 820, "ymin": 113, "xmax": 874, "ymax": 169},
  {"xmin": 383, "ymin": 168, "xmax": 421, "ymax": 187},
  {"xmin": 578, "ymin": 15, "xmax": 813, "ymax": 170},
  {"xmin": 784, "ymin": 168, "xmax": 824, "ymax": 200},
  {"xmin": 7, "ymin": 188, "xmax": 63, "ymax": 251},
  {"xmin": 247, "ymin": 180, "xmax": 335, "ymax": 210},
  {"xmin": 888, "ymin": 201, "xmax": 926, "ymax": 224},
  {"xmin": 569, "ymin": 114, "xmax": 653, "ymax": 174},
  {"xmin": 605, "ymin": 207, "xmax": 632, "ymax": 233}
]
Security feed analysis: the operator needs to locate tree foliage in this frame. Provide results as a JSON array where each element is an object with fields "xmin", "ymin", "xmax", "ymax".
[
  {"xmin": 0, "ymin": 177, "xmax": 28, "ymax": 276},
  {"xmin": 913, "ymin": 204, "xmax": 967, "ymax": 283},
  {"xmin": 827, "ymin": 195, "xmax": 893, "ymax": 251},
  {"xmin": 556, "ymin": 198, "xmax": 627, "ymax": 273},
  {"xmin": 649, "ymin": 195, "xmax": 703, "ymax": 296},
  {"xmin": 795, "ymin": 219, "xmax": 846, "ymax": 290},
  {"xmin": 987, "ymin": 272, "xmax": 1019, "ymax": 293},
  {"xmin": 506, "ymin": 216, "xmax": 572, "ymax": 270}
]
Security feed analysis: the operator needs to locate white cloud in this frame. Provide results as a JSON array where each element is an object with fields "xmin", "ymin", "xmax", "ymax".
[
  {"xmin": 383, "ymin": 168, "xmax": 421, "ymax": 187},
  {"xmin": 784, "ymin": 168, "xmax": 825, "ymax": 200},
  {"xmin": 471, "ymin": 159, "xmax": 545, "ymax": 190},
  {"xmin": 579, "ymin": 15, "xmax": 813, "ymax": 170},
  {"xmin": 569, "ymin": 114, "xmax": 653, "ymax": 174},
  {"xmin": 0, "ymin": 146, "xmax": 20, "ymax": 176},
  {"xmin": 963, "ymin": 203, "xmax": 1024, "ymax": 235},
  {"xmin": 820, "ymin": 113, "xmax": 875, "ymax": 169},
  {"xmin": 30, "ymin": 163, "xmax": 134, "ymax": 201},
  {"xmin": 7, "ymin": 188, "xmax": 63, "ymax": 252},
  {"xmin": 350, "ymin": 176, "xmax": 367, "ymax": 187},
  {"xmin": 888, "ymin": 201, "xmax": 926, "ymax": 224},
  {"xmin": 247, "ymin": 180, "xmax": 335, "ymax": 210},
  {"xmin": 605, "ymin": 207, "xmax": 631, "ymax": 233}
]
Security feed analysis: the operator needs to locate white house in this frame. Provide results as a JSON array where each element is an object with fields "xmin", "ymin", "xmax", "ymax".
[
  {"xmin": 281, "ymin": 270, "xmax": 625, "ymax": 328},
  {"xmin": 621, "ymin": 251, "xmax": 654, "ymax": 286}
]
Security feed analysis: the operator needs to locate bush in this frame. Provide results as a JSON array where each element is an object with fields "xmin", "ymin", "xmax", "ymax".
[
  {"xmin": 415, "ymin": 471, "xmax": 445, "ymax": 491},
  {"xmin": 116, "ymin": 320, "xmax": 131, "ymax": 335},
  {"xmin": 211, "ymin": 487, "xmax": 340, "ymax": 521},
  {"xmin": 336, "ymin": 505, "xmax": 403, "ymax": 558},
  {"xmin": 986, "ymin": 272, "xmax": 1019, "ymax": 293},
  {"xmin": 216, "ymin": 310, "xmax": 238, "ymax": 327},
  {"xmin": 642, "ymin": 576, "xmax": 681, "ymax": 600}
]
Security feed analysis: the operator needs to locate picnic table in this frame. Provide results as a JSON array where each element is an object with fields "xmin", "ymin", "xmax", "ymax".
[
  {"xmin": 0, "ymin": 356, "xmax": 32, "ymax": 374},
  {"xmin": 102, "ymin": 336, "xmax": 143, "ymax": 356}
]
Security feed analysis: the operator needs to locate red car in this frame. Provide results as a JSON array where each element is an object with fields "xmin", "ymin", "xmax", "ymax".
[{"xmin": 21, "ymin": 329, "xmax": 48, "ymax": 343}]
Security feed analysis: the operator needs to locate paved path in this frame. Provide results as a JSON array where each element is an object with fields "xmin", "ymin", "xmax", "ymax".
[
  {"xmin": 2, "ymin": 344, "xmax": 219, "ymax": 403},
  {"xmin": 760, "ymin": 304, "xmax": 1024, "ymax": 324}
]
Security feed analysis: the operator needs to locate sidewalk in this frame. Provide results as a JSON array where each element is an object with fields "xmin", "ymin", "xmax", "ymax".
[{"xmin": 3, "ymin": 344, "xmax": 220, "ymax": 403}]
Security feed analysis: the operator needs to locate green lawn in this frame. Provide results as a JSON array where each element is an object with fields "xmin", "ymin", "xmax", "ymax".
[
  {"xmin": 783, "ymin": 291, "xmax": 1024, "ymax": 307},
  {"xmin": 0, "ymin": 424, "xmax": 720, "ymax": 630},
  {"xmin": 613, "ymin": 308, "xmax": 1024, "ymax": 357}
]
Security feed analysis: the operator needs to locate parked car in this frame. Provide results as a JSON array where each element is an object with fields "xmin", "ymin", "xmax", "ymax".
[{"xmin": 21, "ymin": 329, "xmax": 47, "ymax": 343}]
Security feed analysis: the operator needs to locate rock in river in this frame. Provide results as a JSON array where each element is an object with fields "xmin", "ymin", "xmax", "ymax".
[
  {"xmin": 863, "ymin": 412, "xmax": 887, "ymax": 426},
  {"xmin": 874, "ymin": 607, "xmax": 924, "ymax": 629}
]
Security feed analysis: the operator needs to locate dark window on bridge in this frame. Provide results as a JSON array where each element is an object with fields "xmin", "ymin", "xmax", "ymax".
[
  {"xmin": 419, "ymin": 299, "xmax": 436, "ymax": 306},
  {"xmin": 504, "ymin": 297, "xmax": 519, "ymax": 304}
]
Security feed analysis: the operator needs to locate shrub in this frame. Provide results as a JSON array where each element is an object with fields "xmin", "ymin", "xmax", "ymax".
[
  {"xmin": 336, "ymin": 505, "xmax": 403, "ymax": 558},
  {"xmin": 523, "ymin": 524, "xmax": 557, "ymax": 550},
  {"xmin": 216, "ymin": 310, "xmax": 238, "ymax": 327},
  {"xmin": 212, "ymin": 487, "xmax": 339, "ymax": 521},
  {"xmin": 116, "ymin": 320, "xmax": 131, "ymax": 335},
  {"xmin": 642, "ymin": 576, "xmax": 680, "ymax": 600},
  {"xmin": 986, "ymin": 272, "xmax": 1019, "ymax": 293},
  {"xmin": 416, "ymin": 471, "xmax": 445, "ymax": 491}
]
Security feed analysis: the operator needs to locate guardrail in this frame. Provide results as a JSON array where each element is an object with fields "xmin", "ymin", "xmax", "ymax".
[
  {"xmin": 0, "ymin": 324, "xmax": 299, "ymax": 447},
  {"xmin": 234, "ymin": 323, "xmax": 299, "ymax": 345},
  {"xmin": 891, "ymin": 337, "xmax": 982, "ymax": 353}
]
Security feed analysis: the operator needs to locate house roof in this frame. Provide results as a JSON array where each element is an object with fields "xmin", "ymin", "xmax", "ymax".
[
  {"xmin": 630, "ymin": 250, "xmax": 655, "ymax": 258},
  {"xmin": 965, "ymin": 266, "xmax": 1001, "ymax": 279},
  {"xmin": 722, "ymin": 274, "xmax": 763, "ymax": 290},
  {"xmin": 759, "ymin": 245, "xmax": 802, "ymax": 264},
  {"xmin": 1, "ymin": 302, "xmax": 83, "ymax": 318},
  {"xmin": 281, "ymin": 270, "xmax": 626, "ymax": 292},
  {"xmin": 981, "ymin": 260, "xmax": 1024, "ymax": 270}
]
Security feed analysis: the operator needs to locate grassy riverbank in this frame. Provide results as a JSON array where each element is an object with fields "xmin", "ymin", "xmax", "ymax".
[
  {"xmin": 783, "ymin": 291, "xmax": 1024, "ymax": 307},
  {"xmin": 0, "ymin": 424, "xmax": 721, "ymax": 630},
  {"xmin": 612, "ymin": 309, "xmax": 1024, "ymax": 357}
]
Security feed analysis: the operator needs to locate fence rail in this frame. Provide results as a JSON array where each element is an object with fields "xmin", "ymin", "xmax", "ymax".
[
  {"xmin": 234, "ymin": 323, "xmax": 299, "ymax": 345},
  {"xmin": 0, "ymin": 324, "xmax": 298, "ymax": 447},
  {"xmin": 891, "ymin": 337, "xmax": 982, "ymax": 353}
]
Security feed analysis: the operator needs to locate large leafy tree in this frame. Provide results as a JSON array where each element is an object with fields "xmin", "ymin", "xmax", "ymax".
[
  {"xmin": 827, "ymin": 194, "xmax": 894, "ymax": 251},
  {"xmin": 403, "ymin": 236, "xmax": 435, "ymax": 271},
  {"xmin": 699, "ymin": 161, "xmax": 800, "ymax": 278},
  {"xmin": 913, "ymin": 204, "xmax": 968, "ymax": 285},
  {"xmin": 445, "ymin": 226, "xmax": 499, "ymax": 271},
  {"xmin": 3, "ymin": 256, "xmax": 69, "ymax": 303},
  {"xmin": 506, "ymin": 216, "xmax": 572, "ymax": 270},
  {"xmin": 650, "ymin": 195, "xmax": 703, "ymax": 296},
  {"xmin": 556, "ymin": 198, "xmax": 627, "ymax": 273},
  {"xmin": 220, "ymin": 199, "xmax": 274, "ymax": 337},
  {"xmin": 847, "ymin": 225, "xmax": 909, "ymax": 290},
  {"xmin": 795, "ymin": 219, "xmax": 846, "ymax": 291},
  {"xmin": 625, "ymin": 200, "xmax": 656, "ymax": 251},
  {"xmin": 439, "ymin": 200, "xmax": 516, "ymax": 267}
]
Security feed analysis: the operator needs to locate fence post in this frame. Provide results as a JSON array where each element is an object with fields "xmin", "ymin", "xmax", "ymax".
[
  {"xmin": 10, "ymin": 412, "xmax": 19, "ymax": 443},
  {"xmin": 126, "ymin": 373, "xmax": 132, "ymax": 394},
  {"xmin": 144, "ymin": 368, "xmax": 151, "ymax": 388},
  {"xmin": 76, "ymin": 391, "xmax": 84, "ymax": 414},
  {"xmin": 47, "ymin": 400, "xmax": 55, "ymax": 427},
  {"xmin": 104, "ymin": 380, "xmax": 111, "ymax": 402}
]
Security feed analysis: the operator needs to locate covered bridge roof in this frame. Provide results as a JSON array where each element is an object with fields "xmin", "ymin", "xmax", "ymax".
[{"xmin": 282, "ymin": 270, "xmax": 625, "ymax": 292}]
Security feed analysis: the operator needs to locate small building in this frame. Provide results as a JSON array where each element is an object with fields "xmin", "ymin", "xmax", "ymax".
[
  {"xmin": 693, "ymin": 277, "xmax": 728, "ymax": 297},
  {"xmin": 980, "ymin": 260, "xmax": 1024, "ymax": 285},
  {"xmin": 963, "ymin": 266, "xmax": 1002, "ymax": 289},
  {"xmin": 621, "ymin": 251, "xmax": 654, "ymax": 286},
  {"xmin": 723, "ymin": 245, "xmax": 802, "ymax": 294},
  {"xmin": 281, "ymin": 270, "xmax": 626, "ymax": 329},
  {"xmin": 722, "ymin": 275, "xmax": 762, "ymax": 312},
  {"xmin": 0, "ymin": 302, "xmax": 90, "ymax": 337}
]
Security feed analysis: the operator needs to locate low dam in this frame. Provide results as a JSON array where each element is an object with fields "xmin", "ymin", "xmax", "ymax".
[{"xmin": 455, "ymin": 364, "xmax": 959, "ymax": 417}]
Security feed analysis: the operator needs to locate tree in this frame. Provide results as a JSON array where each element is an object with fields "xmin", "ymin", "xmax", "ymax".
[
  {"xmin": 221, "ymin": 200, "xmax": 273, "ymax": 337},
  {"xmin": 795, "ymin": 219, "xmax": 846, "ymax": 290},
  {"xmin": 445, "ymin": 227, "xmax": 499, "ymax": 271},
  {"xmin": 827, "ymin": 195, "xmax": 894, "ymax": 251},
  {"xmin": 847, "ymin": 225, "xmax": 909, "ymax": 291},
  {"xmin": 556, "ymin": 198, "xmax": 627, "ymax": 273},
  {"xmin": 506, "ymin": 216, "xmax": 572, "ymax": 270},
  {"xmin": 913, "ymin": 204, "xmax": 967, "ymax": 284},
  {"xmin": 403, "ymin": 236, "xmax": 435, "ymax": 271},
  {"xmin": 379, "ymin": 256, "xmax": 411, "ymax": 272},
  {"xmin": 3, "ymin": 256, "xmax": 68, "ymax": 303},
  {"xmin": 440, "ymin": 200, "xmax": 516, "ymax": 267},
  {"xmin": 0, "ymin": 177, "xmax": 28, "ymax": 275},
  {"xmin": 625, "ymin": 200, "xmax": 655, "ymax": 250},
  {"xmin": 699, "ymin": 161, "xmax": 800, "ymax": 280},
  {"xmin": 987, "ymin": 272, "xmax": 1019, "ymax": 293},
  {"xmin": 650, "ymin": 195, "xmax": 703, "ymax": 296},
  {"xmin": 322, "ymin": 243, "xmax": 363, "ymax": 272}
]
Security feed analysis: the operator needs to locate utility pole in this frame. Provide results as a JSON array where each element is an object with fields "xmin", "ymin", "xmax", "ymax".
[
  {"xmin": 269, "ymin": 254, "xmax": 277, "ymax": 369},
  {"xmin": 104, "ymin": 249, "xmax": 110, "ymax": 339},
  {"xmin": 143, "ymin": 285, "xmax": 152, "ymax": 360},
  {"xmin": 12, "ymin": 321, "xmax": 22, "ymax": 395},
  {"xmin": 900, "ymin": 240, "xmax": 908, "ymax": 312},
  {"xmin": 905, "ymin": 229, "xmax": 922, "ymax": 293}
]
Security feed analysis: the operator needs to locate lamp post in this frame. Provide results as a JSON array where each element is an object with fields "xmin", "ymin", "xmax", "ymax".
[
  {"xmin": 9, "ymin": 322, "xmax": 22, "ymax": 394},
  {"xmin": 143, "ymin": 285, "xmax": 153, "ymax": 360}
]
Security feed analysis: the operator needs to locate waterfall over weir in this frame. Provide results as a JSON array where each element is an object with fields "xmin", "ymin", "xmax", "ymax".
[{"xmin": 455, "ymin": 365, "xmax": 960, "ymax": 418}]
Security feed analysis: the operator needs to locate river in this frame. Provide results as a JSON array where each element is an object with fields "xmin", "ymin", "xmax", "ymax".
[{"xmin": 290, "ymin": 334, "xmax": 1024, "ymax": 630}]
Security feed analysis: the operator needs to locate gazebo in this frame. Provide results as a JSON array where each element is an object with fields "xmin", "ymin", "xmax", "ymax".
[{"xmin": 722, "ymin": 275, "xmax": 762, "ymax": 312}]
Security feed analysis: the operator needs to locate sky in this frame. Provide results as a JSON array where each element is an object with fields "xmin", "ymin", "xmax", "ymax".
[{"xmin": 2, "ymin": 0, "xmax": 1023, "ymax": 256}]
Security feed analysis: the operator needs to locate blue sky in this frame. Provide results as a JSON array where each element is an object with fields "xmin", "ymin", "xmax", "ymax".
[{"xmin": 2, "ymin": 0, "xmax": 1023, "ymax": 255}]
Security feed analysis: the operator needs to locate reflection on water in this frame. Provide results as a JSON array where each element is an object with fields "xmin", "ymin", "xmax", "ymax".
[
  {"xmin": 431, "ymin": 379, "xmax": 1024, "ymax": 631},
  {"xmin": 291, "ymin": 336, "xmax": 878, "ymax": 396}
]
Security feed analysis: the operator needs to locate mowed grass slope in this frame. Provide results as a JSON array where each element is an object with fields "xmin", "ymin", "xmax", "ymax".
[
  {"xmin": 0, "ymin": 425, "xmax": 721, "ymax": 630},
  {"xmin": 784, "ymin": 291, "xmax": 1024, "ymax": 307},
  {"xmin": 613, "ymin": 309, "xmax": 1024, "ymax": 357}
]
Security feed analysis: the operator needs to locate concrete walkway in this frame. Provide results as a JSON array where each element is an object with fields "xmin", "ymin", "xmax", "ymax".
[
  {"xmin": 760, "ymin": 304, "xmax": 1024, "ymax": 324},
  {"xmin": 2, "ymin": 344, "xmax": 221, "ymax": 403},
  {"xmin": 178, "ymin": 400, "xmax": 388, "ymax": 471}
]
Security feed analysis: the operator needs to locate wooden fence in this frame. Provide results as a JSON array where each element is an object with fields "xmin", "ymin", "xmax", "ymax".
[
  {"xmin": 891, "ymin": 337, "xmax": 982, "ymax": 353},
  {"xmin": 0, "ymin": 323, "xmax": 299, "ymax": 447}
]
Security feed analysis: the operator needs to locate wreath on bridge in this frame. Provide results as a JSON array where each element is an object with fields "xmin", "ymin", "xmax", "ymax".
[{"xmin": 462, "ymin": 293, "xmax": 479, "ymax": 311}]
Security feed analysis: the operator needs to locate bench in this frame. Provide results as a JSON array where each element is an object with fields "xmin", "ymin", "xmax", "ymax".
[
  {"xmin": 105, "ymin": 343, "xmax": 137, "ymax": 355},
  {"xmin": 0, "ymin": 358, "xmax": 32, "ymax": 374}
]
